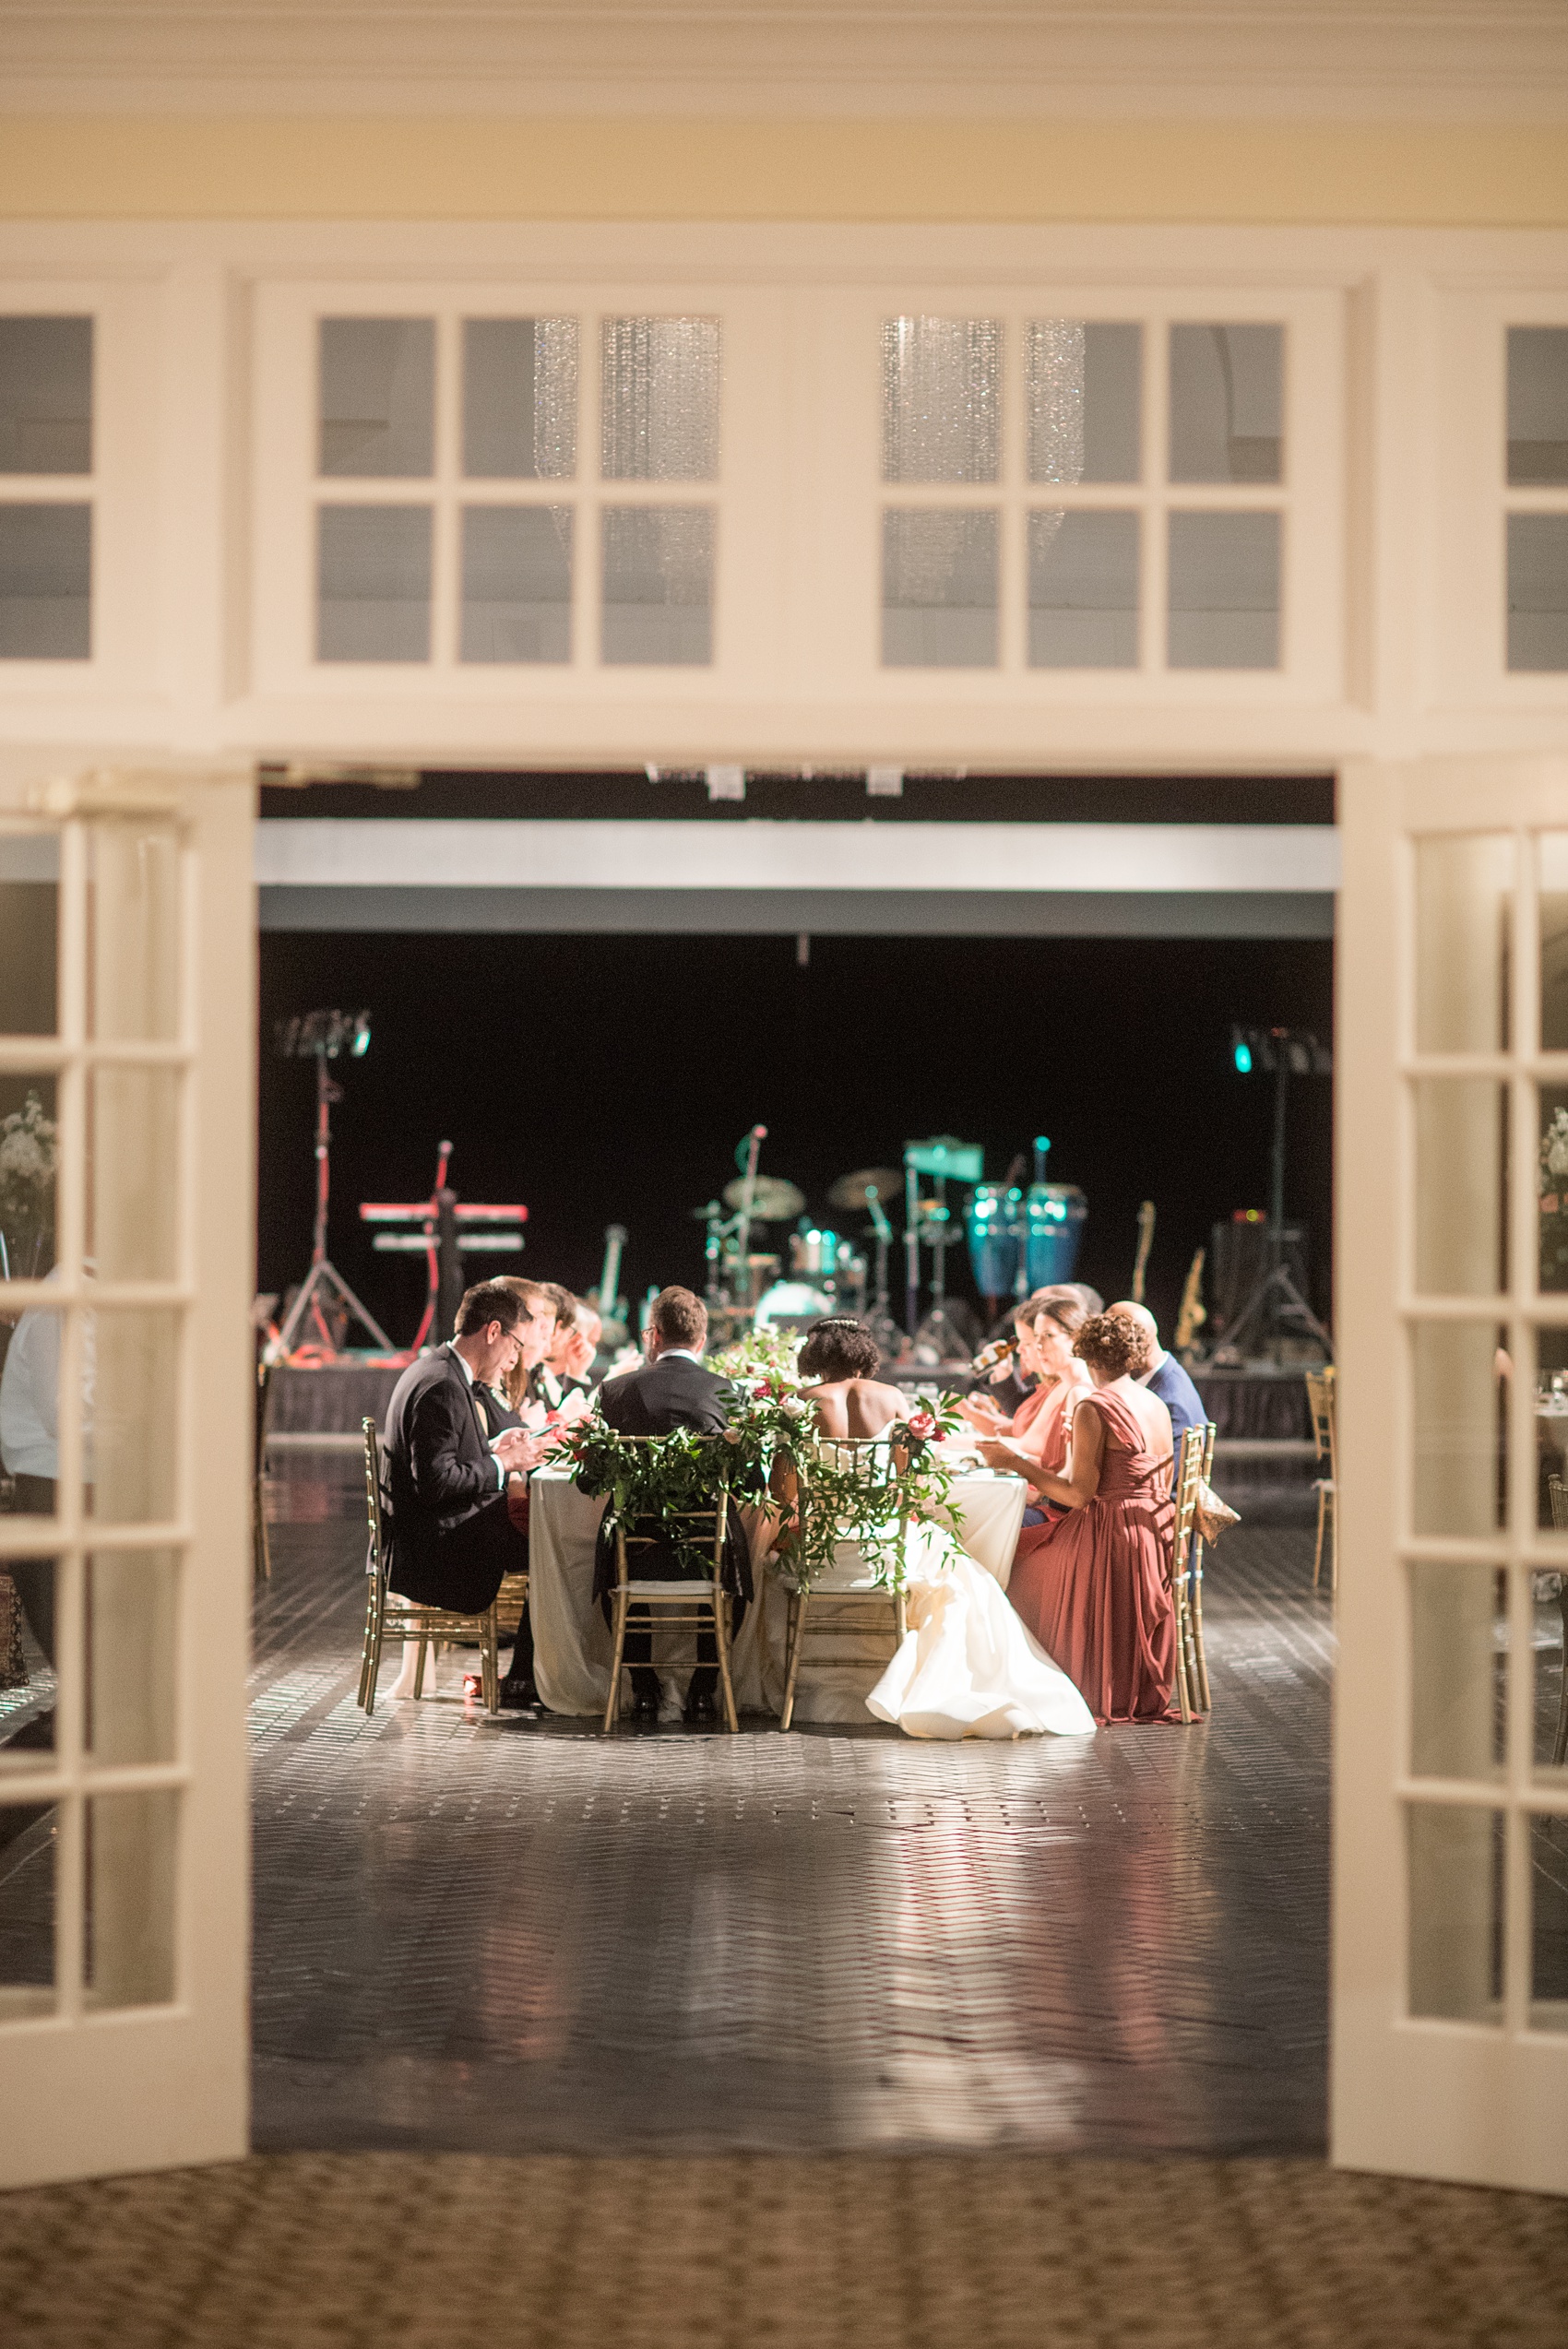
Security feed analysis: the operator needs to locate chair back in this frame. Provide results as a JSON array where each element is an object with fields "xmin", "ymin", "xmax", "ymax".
[
  {"xmin": 1304, "ymin": 1365, "xmax": 1337, "ymax": 1471},
  {"xmin": 794, "ymin": 1430, "xmax": 918, "ymax": 1586},
  {"xmin": 362, "ymin": 1416, "xmax": 390, "ymax": 1584},
  {"xmin": 1550, "ymin": 1471, "xmax": 1568, "ymax": 1533},
  {"xmin": 1172, "ymin": 1421, "xmax": 1206, "ymax": 1589},
  {"xmin": 608, "ymin": 1431, "xmax": 731, "ymax": 1586}
]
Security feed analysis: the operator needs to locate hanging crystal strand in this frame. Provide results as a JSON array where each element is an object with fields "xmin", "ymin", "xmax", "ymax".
[
  {"xmin": 1026, "ymin": 321, "xmax": 1087, "ymax": 555},
  {"xmin": 532, "ymin": 317, "xmax": 578, "ymax": 480},
  {"xmin": 881, "ymin": 316, "xmax": 1000, "ymax": 483}
]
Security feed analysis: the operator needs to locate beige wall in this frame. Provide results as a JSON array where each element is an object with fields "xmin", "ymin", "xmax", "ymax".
[{"xmin": 2, "ymin": 116, "xmax": 1567, "ymax": 227}]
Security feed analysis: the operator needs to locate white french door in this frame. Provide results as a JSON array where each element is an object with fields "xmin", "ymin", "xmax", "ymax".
[
  {"xmin": 1336, "ymin": 754, "xmax": 1568, "ymax": 2194},
  {"xmin": 0, "ymin": 768, "xmax": 254, "ymax": 2188}
]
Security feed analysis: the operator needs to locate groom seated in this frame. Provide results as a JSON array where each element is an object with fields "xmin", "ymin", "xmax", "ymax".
[{"xmin": 593, "ymin": 1286, "xmax": 750, "ymax": 1726}]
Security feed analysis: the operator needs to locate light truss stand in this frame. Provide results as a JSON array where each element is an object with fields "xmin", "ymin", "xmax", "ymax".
[{"xmin": 270, "ymin": 1050, "xmax": 394, "ymax": 1361}]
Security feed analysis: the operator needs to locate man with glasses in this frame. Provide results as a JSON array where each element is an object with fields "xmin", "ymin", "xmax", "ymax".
[{"xmin": 381, "ymin": 1282, "xmax": 552, "ymax": 1696}]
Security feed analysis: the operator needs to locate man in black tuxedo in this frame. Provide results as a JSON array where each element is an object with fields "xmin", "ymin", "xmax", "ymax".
[
  {"xmin": 382, "ymin": 1280, "xmax": 554, "ymax": 1706},
  {"xmin": 594, "ymin": 1284, "xmax": 746, "ymax": 1726}
]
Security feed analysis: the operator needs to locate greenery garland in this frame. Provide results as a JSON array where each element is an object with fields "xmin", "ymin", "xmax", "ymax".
[{"xmin": 555, "ymin": 1377, "xmax": 967, "ymax": 1595}]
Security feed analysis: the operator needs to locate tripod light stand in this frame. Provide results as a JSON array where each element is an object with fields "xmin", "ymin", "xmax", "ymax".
[
  {"xmin": 269, "ymin": 1009, "xmax": 394, "ymax": 1362},
  {"xmin": 1216, "ymin": 1024, "xmax": 1333, "ymax": 1363}
]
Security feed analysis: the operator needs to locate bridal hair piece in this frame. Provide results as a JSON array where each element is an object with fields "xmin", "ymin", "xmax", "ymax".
[{"xmin": 798, "ymin": 1316, "xmax": 883, "ymax": 1381}]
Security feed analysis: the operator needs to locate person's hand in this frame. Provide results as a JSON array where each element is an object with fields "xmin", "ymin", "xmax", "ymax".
[
  {"xmin": 977, "ymin": 1437, "xmax": 1025, "ymax": 1474},
  {"xmin": 493, "ymin": 1427, "xmax": 552, "ymax": 1476},
  {"xmin": 958, "ymin": 1394, "xmax": 1004, "ymax": 1430}
]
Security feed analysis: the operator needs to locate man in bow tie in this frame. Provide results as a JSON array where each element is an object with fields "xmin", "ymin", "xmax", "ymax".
[{"xmin": 381, "ymin": 1281, "xmax": 555, "ymax": 1704}]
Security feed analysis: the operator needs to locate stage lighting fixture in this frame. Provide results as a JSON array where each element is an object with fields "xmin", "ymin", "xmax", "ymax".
[
  {"xmin": 1218, "ymin": 1023, "xmax": 1334, "ymax": 1362},
  {"xmin": 267, "ymin": 1005, "xmax": 390, "ymax": 1361},
  {"xmin": 273, "ymin": 1007, "xmax": 372, "ymax": 1062}
]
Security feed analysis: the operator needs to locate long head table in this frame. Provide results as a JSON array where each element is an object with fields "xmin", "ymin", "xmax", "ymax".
[{"xmin": 527, "ymin": 1465, "xmax": 1028, "ymax": 1724}]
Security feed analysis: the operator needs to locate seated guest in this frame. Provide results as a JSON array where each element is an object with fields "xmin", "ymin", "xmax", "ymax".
[
  {"xmin": 975, "ymin": 1290, "xmax": 1094, "ymax": 1531},
  {"xmin": 594, "ymin": 1285, "xmax": 746, "ymax": 1726},
  {"xmin": 493, "ymin": 1277, "xmax": 564, "ymax": 1426},
  {"xmin": 535, "ymin": 1287, "xmax": 600, "ymax": 1413},
  {"xmin": 382, "ymin": 1281, "xmax": 554, "ymax": 1708},
  {"xmin": 794, "ymin": 1316, "xmax": 908, "ymax": 1436},
  {"xmin": 961, "ymin": 1287, "xmax": 1085, "ymax": 1441},
  {"xmin": 1003, "ymin": 1311, "xmax": 1176, "ymax": 1726},
  {"xmin": 1110, "ymin": 1300, "xmax": 1206, "ymax": 1493}
]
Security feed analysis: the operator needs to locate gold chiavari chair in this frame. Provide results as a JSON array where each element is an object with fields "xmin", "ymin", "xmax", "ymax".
[
  {"xmin": 778, "ymin": 1435, "xmax": 912, "ymax": 1733},
  {"xmin": 252, "ymin": 1358, "xmax": 273, "ymax": 1583},
  {"xmin": 1305, "ymin": 1365, "xmax": 1338, "ymax": 1593},
  {"xmin": 1169, "ymin": 1424, "xmax": 1205, "ymax": 1722},
  {"xmin": 1546, "ymin": 1475, "xmax": 1568, "ymax": 1769},
  {"xmin": 1186, "ymin": 1420, "xmax": 1219, "ymax": 1714},
  {"xmin": 356, "ymin": 1416, "xmax": 503, "ymax": 1715},
  {"xmin": 601, "ymin": 1439, "xmax": 738, "ymax": 1733}
]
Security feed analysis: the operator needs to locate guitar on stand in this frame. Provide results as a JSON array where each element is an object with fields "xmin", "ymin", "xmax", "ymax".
[
  {"xmin": 590, "ymin": 1222, "xmax": 630, "ymax": 1347},
  {"xmin": 1131, "ymin": 1200, "xmax": 1156, "ymax": 1305}
]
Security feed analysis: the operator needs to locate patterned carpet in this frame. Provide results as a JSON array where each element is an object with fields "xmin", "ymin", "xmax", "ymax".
[{"xmin": 1, "ymin": 2149, "xmax": 1565, "ymax": 2347}]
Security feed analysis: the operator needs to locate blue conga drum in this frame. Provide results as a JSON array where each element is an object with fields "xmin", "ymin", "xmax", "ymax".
[
  {"xmin": 1022, "ymin": 1185, "xmax": 1087, "ymax": 1288},
  {"xmin": 966, "ymin": 1183, "xmax": 1023, "ymax": 1298}
]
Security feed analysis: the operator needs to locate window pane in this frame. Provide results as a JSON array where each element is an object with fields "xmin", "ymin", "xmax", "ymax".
[
  {"xmin": 88, "ymin": 823, "xmax": 180, "ymax": 1044},
  {"xmin": 1529, "ymin": 1542, "xmax": 1568, "ymax": 1764},
  {"xmin": 462, "ymin": 318, "xmax": 577, "ymax": 480},
  {"xmin": 1537, "ymin": 1330, "xmax": 1568, "ymax": 1534},
  {"xmin": 1409, "ymin": 1562, "xmax": 1505, "ymax": 1783},
  {"xmin": 1543, "ymin": 1088, "xmax": 1568, "ymax": 1293},
  {"xmin": 1028, "ymin": 508, "xmax": 1138, "ymax": 668},
  {"xmin": 882, "ymin": 317, "xmax": 1000, "ymax": 484},
  {"xmin": 0, "ymin": 1796, "xmax": 54, "ymax": 2018},
  {"xmin": 1027, "ymin": 320, "xmax": 1140, "ymax": 484},
  {"xmin": 1541, "ymin": 834, "xmax": 1568, "ymax": 1049},
  {"xmin": 1408, "ymin": 1803, "xmax": 1503, "ymax": 2023},
  {"xmin": 1413, "ymin": 1079, "xmax": 1507, "ymax": 1295},
  {"xmin": 88, "ymin": 1551, "xmax": 177, "ymax": 1766},
  {"xmin": 86, "ymin": 1787, "xmax": 176, "ymax": 2010},
  {"xmin": 1531, "ymin": 1812, "xmax": 1568, "ymax": 2028},
  {"xmin": 460, "ymin": 505, "xmax": 572, "ymax": 664},
  {"xmin": 88, "ymin": 1309, "xmax": 180, "ymax": 1525},
  {"xmin": 89, "ymin": 1066, "xmax": 179, "ymax": 1284},
  {"xmin": 1169, "ymin": 324, "xmax": 1283, "ymax": 483},
  {"xmin": 1415, "ymin": 834, "xmax": 1513, "ymax": 1055},
  {"xmin": 0, "ymin": 832, "xmax": 57, "ymax": 1034},
  {"xmin": 0, "ymin": 318, "xmax": 92, "ymax": 475},
  {"xmin": 1507, "ymin": 326, "xmax": 1568, "ymax": 487},
  {"xmin": 1507, "ymin": 514, "xmax": 1568, "ymax": 673},
  {"xmin": 1411, "ymin": 1322, "xmax": 1507, "ymax": 1539},
  {"xmin": 0, "ymin": 503, "xmax": 89, "ymax": 658},
  {"xmin": 0, "ymin": 1558, "xmax": 54, "ymax": 1761},
  {"xmin": 600, "ymin": 318, "xmax": 719, "ymax": 481},
  {"xmin": 316, "ymin": 505, "xmax": 432, "ymax": 662},
  {"xmin": 1167, "ymin": 511, "xmax": 1279, "ymax": 669},
  {"xmin": 0, "ymin": 1080, "xmax": 57, "ymax": 1280},
  {"xmin": 317, "ymin": 319, "xmax": 434, "ymax": 479},
  {"xmin": 882, "ymin": 508, "xmax": 998, "ymax": 668},
  {"xmin": 600, "ymin": 506, "xmax": 713, "ymax": 665}
]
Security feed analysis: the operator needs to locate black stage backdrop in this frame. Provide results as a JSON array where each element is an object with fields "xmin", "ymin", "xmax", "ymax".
[{"xmin": 256, "ymin": 929, "xmax": 1334, "ymax": 1348}]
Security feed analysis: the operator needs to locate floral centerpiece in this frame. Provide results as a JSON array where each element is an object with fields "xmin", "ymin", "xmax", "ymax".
[
  {"xmin": 555, "ymin": 1376, "xmax": 966, "ymax": 1596},
  {"xmin": 706, "ymin": 1323, "xmax": 801, "ymax": 1386},
  {"xmin": 0, "ymin": 1089, "xmax": 57, "ymax": 1281}
]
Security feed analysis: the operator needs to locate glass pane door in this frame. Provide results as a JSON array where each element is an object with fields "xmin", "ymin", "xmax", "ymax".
[
  {"xmin": 0, "ymin": 770, "xmax": 253, "ymax": 2187},
  {"xmin": 1335, "ymin": 757, "xmax": 1568, "ymax": 2196}
]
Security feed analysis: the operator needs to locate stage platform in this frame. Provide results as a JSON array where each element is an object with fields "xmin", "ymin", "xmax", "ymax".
[{"xmin": 266, "ymin": 1354, "xmax": 1317, "ymax": 1515}]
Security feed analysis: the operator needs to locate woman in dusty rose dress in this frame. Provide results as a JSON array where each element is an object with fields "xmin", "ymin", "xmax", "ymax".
[
  {"xmin": 968, "ymin": 1289, "xmax": 1094, "ymax": 1535},
  {"xmin": 997, "ymin": 1312, "xmax": 1177, "ymax": 1726}
]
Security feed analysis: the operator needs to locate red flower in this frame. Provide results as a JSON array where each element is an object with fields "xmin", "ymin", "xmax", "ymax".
[
  {"xmin": 907, "ymin": 1410, "xmax": 936, "ymax": 1439},
  {"xmin": 753, "ymin": 1380, "xmax": 773, "ymax": 1399}
]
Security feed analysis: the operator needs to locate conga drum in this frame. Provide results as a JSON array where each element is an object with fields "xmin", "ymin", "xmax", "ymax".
[
  {"xmin": 1022, "ymin": 1184, "xmax": 1087, "ymax": 1288},
  {"xmin": 966, "ymin": 1183, "xmax": 1023, "ymax": 1299}
]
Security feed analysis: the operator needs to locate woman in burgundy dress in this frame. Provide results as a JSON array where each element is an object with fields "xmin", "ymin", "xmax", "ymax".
[{"xmin": 1000, "ymin": 1312, "xmax": 1177, "ymax": 1726}]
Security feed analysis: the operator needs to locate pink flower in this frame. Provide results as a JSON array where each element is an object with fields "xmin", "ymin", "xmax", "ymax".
[
  {"xmin": 907, "ymin": 1411, "xmax": 936, "ymax": 1439},
  {"xmin": 753, "ymin": 1381, "xmax": 772, "ymax": 1399}
]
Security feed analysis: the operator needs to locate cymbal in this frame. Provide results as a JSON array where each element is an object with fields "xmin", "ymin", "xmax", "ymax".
[
  {"xmin": 827, "ymin": 1167, "xmax": 904, "ymax": 1212},
  {"xmin": 722, "ymin": 1174, "xmax": 806, "ymax": 1221}
]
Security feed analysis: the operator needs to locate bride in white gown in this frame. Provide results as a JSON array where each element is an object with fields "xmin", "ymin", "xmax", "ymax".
[{"xmin": 786, "ymin": 1319, "xmax": 1096, "ymax": 1742}]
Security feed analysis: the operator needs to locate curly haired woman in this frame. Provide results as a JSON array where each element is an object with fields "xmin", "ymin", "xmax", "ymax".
[{"xmin": 1002, "ymin": 1311, "xmax": 1177, "ymax": 1725}]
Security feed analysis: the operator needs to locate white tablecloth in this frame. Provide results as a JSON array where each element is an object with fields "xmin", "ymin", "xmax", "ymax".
[{"xmin": 527, "ymin": 1467, "xmax": 1028, "ymax": 1723}]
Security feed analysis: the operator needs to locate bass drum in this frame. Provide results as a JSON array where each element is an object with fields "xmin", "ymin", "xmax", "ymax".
[
  {"xmin": 754, "ymin": 1279, "xmax": 833, "ymax": 1332},
  {"xmin": 965, "ymin": 1183, "xmax": 1023, "ymax": 1297},
  {"xmin": 1022, "ymin": 1184, "xmax": 1088, "ymax": 1288}
]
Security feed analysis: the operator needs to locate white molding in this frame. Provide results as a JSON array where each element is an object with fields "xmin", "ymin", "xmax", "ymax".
[
  {"xmin": 1, "ymin": 4, "xmax": 1565, "ymax": 120},
  {"xmin": 252, "ymin": 814, "xmax": 1342, "ymax": 892}
]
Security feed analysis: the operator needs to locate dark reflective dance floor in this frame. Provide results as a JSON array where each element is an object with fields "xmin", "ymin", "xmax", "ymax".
[{"xmin": 252, "ymin": 1461, "xmax": 1334, "ymax": 2159}]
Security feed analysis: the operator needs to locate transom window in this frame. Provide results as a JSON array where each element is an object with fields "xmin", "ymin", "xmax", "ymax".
[
  {"xmin": 879, "ymin": 314, "xmax": 1286, "ymax": 671},
  {"xmin": 313, "ymin": 313, "xmax": 721, "ymax": 668},
  {"xmin": 0, "ymin": 316, "xmax": 93, "ymax": 662}
]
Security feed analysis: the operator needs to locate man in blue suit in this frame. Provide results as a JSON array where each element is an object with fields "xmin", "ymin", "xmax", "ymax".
[{"xmin": 1111, "ymin": 1299, "xmax": 1206, "ymax": 1493}]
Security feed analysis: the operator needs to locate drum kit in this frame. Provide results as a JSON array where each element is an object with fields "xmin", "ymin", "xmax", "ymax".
[{"xmin": 693, "ymin": 1127, "xmax": 1087, "ymax": 1356}]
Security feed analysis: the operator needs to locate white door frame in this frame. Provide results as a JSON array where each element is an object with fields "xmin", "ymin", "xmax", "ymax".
[
  {"xmin": 1335, "ymin": 753, "xmax": 1568, "ymax": 2195},
  {"xmin": 0, "ymin": 766, "xmax": 254, "ymax": 2189}
]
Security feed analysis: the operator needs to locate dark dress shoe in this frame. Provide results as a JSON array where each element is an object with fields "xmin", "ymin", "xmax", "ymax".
[
  {"xmin": 631, "ymin": 1686, "xmax": 660, "ymax": 1723},
  {"xmin": 498, "ymin": 1678, "xmax": 540, "ymax": 1712},
  {"xmin": 683, "ymin": 1685, "xmax": 718, "ymax": 1726}
]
